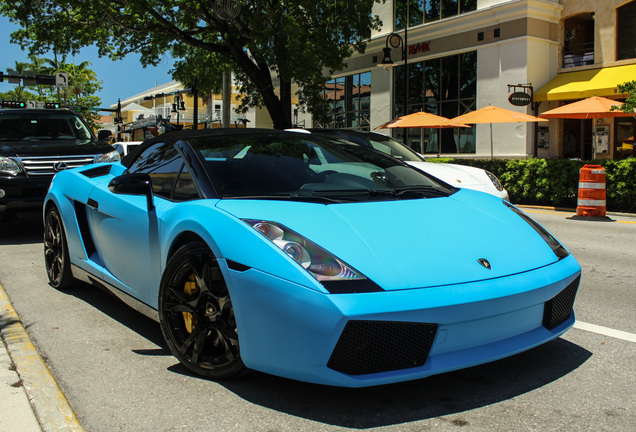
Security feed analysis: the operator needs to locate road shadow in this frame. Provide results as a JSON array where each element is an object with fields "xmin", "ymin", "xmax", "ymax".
[
  {"xmin": 0, "ymin": 212, "xmax": 43, "ymax": 245},
  {"xmin": 59, "ymin": 281, "xmax": 167, "ymax": 350},
  {"xmin": 201, "ymin": 338, "xmax": 590, "ymax": 429}
]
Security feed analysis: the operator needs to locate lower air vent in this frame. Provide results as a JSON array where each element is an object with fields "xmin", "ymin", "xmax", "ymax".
[
  {"xmin": 327, "ymin": 321, "xmax": 438, "ymax": 375},
  {"xmin": 81, "ymin": 165, "xmax": 112, "ymax": 178},
  {"xmin": 543, "ymin": 276, "xmax": 580, "ymax": 330}
]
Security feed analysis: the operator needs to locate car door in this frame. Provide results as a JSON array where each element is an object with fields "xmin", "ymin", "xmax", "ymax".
[{"xmin": 86, "ymin": 141, "xmax": 185, "ymax": 306}]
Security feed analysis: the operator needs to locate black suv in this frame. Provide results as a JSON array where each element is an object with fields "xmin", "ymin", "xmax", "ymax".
[{"xmin": 0, "ymin": 107, "xmax": 120, "ymax": 218}]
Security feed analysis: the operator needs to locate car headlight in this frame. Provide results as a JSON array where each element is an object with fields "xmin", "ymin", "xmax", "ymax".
[
  {"xmin": 0, "ymin": 156, "xmax": 23, "ymax": 175},
  {"xmin": 504, "ymin": 202, "xmax": 569, "ymax": 260},
  {"xmin": 96, "ymin": 150, "xmax": 121, "ymax": 163},
  {"xmin": 244, "ymin": 219, "xmax": 378, "ymax": 287},
  {"xmin": 486, "ymin": 171, "xmax": 504, "ymax": 191}
]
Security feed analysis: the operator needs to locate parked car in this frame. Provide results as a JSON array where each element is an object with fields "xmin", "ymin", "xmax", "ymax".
[
  {"xmin": 305, "ymin": 129, "xmax": 509, "ymax": 200},
  {"xmin": 0, "ymin": 106, "xmax": 120, "ymax": 218},
  {"xmin": 44, "ymin": 129, "xmax": 580, "ymax": 387},
  {"xmin": 112, "ymin": 141, "xmax": 143, "ymax": 157}
]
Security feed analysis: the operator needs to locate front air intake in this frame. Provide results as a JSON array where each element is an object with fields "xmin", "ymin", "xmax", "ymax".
[
  {"xmin": 327, "ymin": 321, "xmax": 438, "ymax": 375},
  {"xmin": 543, "ymin": 276, "xmax": 580, "ymax": 330}
]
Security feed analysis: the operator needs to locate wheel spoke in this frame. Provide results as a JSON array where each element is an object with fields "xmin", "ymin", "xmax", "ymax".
[
  {"xmin": 163, "ymin": 302, "xmax": 196, "ymax": 315},
  {"xmin": 160, "ymin": 244, "xmax": 244, "ymax": 377}
]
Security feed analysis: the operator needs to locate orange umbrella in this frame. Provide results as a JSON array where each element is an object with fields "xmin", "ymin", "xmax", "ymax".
[
  {"xmin": 376, "ymin": 111, "xmax": 468, "ymax": 154},
  {"xmin": 451, "ymin": 105, "xmax": 547, "ymax": 160},
  {"xmin": 376, "ymin": 111, "xmax": 468, "ymax": 129},
  {"xmin": 452, "ymin": 105, "xmax": 548, "ymax": 124},
  {"xmin": 539, "ymin": 96, "xmax": 633, "ymax": 119}
]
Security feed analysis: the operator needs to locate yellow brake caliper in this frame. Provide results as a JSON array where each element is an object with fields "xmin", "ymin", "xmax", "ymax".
[{"xmin": 183, "ymin": 274, "xmax": 198, "ymax": 333}]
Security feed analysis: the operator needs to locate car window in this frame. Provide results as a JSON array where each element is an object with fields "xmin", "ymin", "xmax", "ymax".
[
  {"xmin": 172, "ymin": 164, "xmax": 199, "ymax": 201},
  {"xmin": 186, "ymin": 132, "xmax": 454, "ymax": 202},
  {"xmin": 128, "ymin": 142, "xmax": 182, "ymax": 200}
]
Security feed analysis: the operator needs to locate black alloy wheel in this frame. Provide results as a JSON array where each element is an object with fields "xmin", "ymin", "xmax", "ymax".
[
  {"xmin": 159, "ymin": 241, "xmax": 245, "ymax": 379},
  {"xmin": 43, "ymin": 206, "xmax": 75, "ymax": 289}
]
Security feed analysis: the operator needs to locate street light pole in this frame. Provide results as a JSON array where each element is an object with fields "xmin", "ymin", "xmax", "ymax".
[{"xmin": 378, "ymin": 2, "xmax": 409, "ymax": 143}]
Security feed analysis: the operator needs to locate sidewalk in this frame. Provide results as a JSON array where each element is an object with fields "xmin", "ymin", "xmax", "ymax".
[{"xmin": 0, "ymin": 282, "xmax": 84, "ymax": 432}]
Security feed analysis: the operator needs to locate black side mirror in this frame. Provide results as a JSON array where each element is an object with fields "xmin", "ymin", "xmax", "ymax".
[
  {"xmin": 108, "ymin": 173, "xmax": 154, "ymax": 211},
  {"xmin": 98, "ymin": 130, "xmax": 114, "ymax": 142}
]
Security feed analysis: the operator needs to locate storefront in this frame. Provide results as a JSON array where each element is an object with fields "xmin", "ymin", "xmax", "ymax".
[
  {"xmin": 313, "ymin": 0, "xmax": 562, "ymax": 159},
  {"xmin": 535, "ymin": 63, "xmax": 636, "ymax": 160}
]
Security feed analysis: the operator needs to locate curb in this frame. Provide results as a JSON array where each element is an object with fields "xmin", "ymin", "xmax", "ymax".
[
  {"xmin": 0, "ymin": 282, "xmax": 84, "ymax": 432},
  {"xmin": 516, "ymin": 204, "xmax": 636, "ymax": 220}
]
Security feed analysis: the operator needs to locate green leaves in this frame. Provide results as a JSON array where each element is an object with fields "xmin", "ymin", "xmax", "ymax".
[
  {"xmin": 430, "ymin": 157, "xmax": 636, "ymax": 213},
  {"xmin": 615, "ymin": 80, "xmax": 636, "ymax": 114},
  {"xmin": 2, "ymin": 0, "xmax": 383, "ymax": 128}
]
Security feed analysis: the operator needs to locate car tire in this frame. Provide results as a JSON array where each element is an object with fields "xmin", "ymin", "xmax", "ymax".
[
  {"xmin": 43, "ymin": 206, "xmax": 76, "ymax": 290},
  {"xmin": 159, "ymin": 241, "xmax": 246, "ymax": 379}
]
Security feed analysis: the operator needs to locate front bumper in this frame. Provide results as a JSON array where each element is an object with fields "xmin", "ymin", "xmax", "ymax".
[
  {"xmin": 0, "ymin": 175, "xmax": 52, "ymax": 214},
  {"xmin": 225, "ymin": 254, "xmax": 581, "ymax": 387}
]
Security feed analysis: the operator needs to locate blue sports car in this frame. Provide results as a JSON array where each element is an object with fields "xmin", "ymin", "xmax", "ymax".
[{"xmin": 43, "ymin": 129, "xmax": 581, "ymax": 387}]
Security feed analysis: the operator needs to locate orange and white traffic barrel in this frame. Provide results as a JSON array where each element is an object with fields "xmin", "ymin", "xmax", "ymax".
[{"xmin": 576, "ymin": 164, "xmax": 606, "ymax": 217}]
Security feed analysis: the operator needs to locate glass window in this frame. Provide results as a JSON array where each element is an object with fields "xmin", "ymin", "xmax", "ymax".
[
  {"xmin": 128, "ymin": 142, "xmax": 182, "ymax": 199},
  {"xmin": 563, "ymin": 13, "xmax": 595, "ymax": 68},
  {"xmin": 188, "ymin": 132, "xmax": 454, "ymax": 201},
  {"xmin": 396, "ymin": 0, "xmax": 476, "ymax": 29},
  {"xmin": 393, "ymin": 51, "xmax": 477, "ymax": 155},
  {"xmin": 172, "ymin": 164, "xmax": 199, "ymax": 201},
  {"xmin": 319, "ymin": 72, "xmax": 372, "ymax": 130},
  {"xmin": 617, "ymin": 1, "xmax": 636, "ymax": 60}
]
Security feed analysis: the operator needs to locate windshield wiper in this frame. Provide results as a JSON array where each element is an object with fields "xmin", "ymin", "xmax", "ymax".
[
  {"xmin": 225, "ymin": 193, "xmax": 343, "ymax": 204},
  {"xmin": 311, "ymin": 187, "xmax": 449, "ymax": 199},
  {"xmin": 390, "ymin": 185, "xmax": 451, "ymax": 198}
]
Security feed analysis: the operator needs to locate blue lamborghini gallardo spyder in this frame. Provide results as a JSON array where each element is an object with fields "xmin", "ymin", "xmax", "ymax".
[{"xmin": 43, "ymin": 129, "xmax": 581, "ymax": 387}]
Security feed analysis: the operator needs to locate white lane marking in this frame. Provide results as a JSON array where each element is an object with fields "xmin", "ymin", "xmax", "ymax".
[{"xmin": 574, "ymin": 321, "xmax": 636, "ymax": 343}]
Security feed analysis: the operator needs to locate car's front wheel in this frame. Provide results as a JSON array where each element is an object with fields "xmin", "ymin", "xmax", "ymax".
[
  {"xmin": 44, "ymin": 206, "xmax": 75, "ymax": 289},
  {"xmin": 159, "ymin": 242, "xmax": 245, "ymax": 379}
]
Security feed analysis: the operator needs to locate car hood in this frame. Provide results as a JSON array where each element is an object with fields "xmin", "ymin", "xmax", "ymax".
[
  {"xmin": 215, "ymin": 190, "xmax": 559, "ymax": 291},
  {"xmin": 406, "ymin": 161, "xmax": 488, "ymax": 188}
]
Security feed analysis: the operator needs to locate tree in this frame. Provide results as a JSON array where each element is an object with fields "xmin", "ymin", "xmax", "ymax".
[
  {"xmin": 1, "ymin": 0, "xmax": 382, "ymax": 129},
  {"xmin": 2, "ymin": 54, "xmax": 103, "ymax": 130},
  {"xmin": 614, "ymin": 81, "xmax": 636, "ymax": 115}
]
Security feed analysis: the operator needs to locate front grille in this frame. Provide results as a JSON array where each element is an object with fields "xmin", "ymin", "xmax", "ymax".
[
  {"xmin": 17, "ymin": 155, "xmax": 97, "ymax": 177},
  {"xmin": 543, "ymin": 276, "xmax": 580, "ymax": 330},
  {"xmin": 327, "ymin": 321, "xmax": 438, "ymax": 375}
]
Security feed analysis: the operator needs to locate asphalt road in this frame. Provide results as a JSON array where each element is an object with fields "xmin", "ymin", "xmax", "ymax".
[{"xmin": 0, "ymin": 209, "xmax": 634, "ymax": 432}]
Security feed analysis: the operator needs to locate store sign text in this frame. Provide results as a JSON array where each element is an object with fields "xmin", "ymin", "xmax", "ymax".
[{"xmin": 409, "ymin": 41, "xmax": 431, "ymax": 55}]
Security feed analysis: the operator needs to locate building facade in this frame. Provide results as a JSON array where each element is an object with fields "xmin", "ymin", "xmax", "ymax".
[{"xmin": 315, "ymin": 0, "xmax": 636, "ymax": 160}]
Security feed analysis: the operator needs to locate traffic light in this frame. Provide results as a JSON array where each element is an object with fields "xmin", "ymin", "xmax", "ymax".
[
  {"xmin": 1, "ymin": 100, "xmax": 27, "ymax": 108},
  {"xmin": 45, "ymin": 102, "xmax": 61, "ymax": 109}
]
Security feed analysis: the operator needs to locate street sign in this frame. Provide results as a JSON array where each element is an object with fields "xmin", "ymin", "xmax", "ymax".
[
  {"xmin": 27, "ymin": 100, "xmax": 37, "ymax": 109},
  {"xmin": 56, "ymin": 72, "xmax": 69, "ymax": 88}
]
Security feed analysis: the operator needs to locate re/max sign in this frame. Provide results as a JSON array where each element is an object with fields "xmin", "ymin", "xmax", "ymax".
[{"xmin": 409, "ymin": 41, "xmax": 431, "ymax": 55}]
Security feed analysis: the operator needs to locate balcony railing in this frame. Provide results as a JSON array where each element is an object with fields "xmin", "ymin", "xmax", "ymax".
[{"xmin": 563, "ymin": 41, "xmax": 594, "ymax": 68}]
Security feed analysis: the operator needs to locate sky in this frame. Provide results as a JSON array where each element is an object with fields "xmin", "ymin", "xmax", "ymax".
[{"xmin": 0, "ymin": 15, "xmax": 174, "ymax": 108}]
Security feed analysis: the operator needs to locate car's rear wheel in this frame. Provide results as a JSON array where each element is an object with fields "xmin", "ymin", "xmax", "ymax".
[
  {"xmin": 43, "ymin": 206, "xmax": 75, "ymax": 289},
  {"xmin": 159, "ymin": 242, "xmax": 245, "ymax": 379}
]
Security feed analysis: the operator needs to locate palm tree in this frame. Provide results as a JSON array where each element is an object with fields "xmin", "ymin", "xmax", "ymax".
[
  {"xmin": 27, "ymin": 55, "xmax": 48, "ymax": 100},
  {"xmin": 60, "ymin": 61, "xmax": 99, "ymax": 105}
]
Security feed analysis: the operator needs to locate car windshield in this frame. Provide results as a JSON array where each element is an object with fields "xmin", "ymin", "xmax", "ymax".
[
  {"xmin": 354, "ymin": 134, "xmax": 424, "ymax": 162},
  {"xmin": 0, "ymin": 112, "xmax": 93, "ymax": 142},
  {"xmin": 187, "ymin": 132, "xmax": 455, "ymax": 202}
]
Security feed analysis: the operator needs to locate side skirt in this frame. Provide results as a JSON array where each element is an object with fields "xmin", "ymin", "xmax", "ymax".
[{"xmin": 71, "ymin": 264, "xmax": 159, "ymax": 322}]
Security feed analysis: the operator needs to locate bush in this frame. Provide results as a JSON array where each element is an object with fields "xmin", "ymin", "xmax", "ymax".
[{"xmin": 429, "ymin": 157, "xmax": 636, "ymax": 213}]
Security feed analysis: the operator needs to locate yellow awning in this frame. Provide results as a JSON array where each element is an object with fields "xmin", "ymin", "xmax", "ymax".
[{"xmin": 534, "ymin": 63, "xmax": 636, "ymax": 102}]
